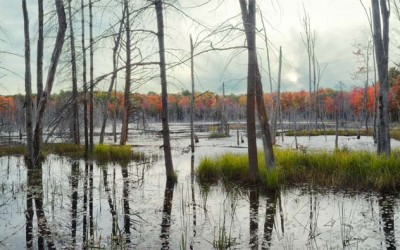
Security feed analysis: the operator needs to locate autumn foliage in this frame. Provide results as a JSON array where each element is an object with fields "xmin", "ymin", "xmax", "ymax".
[{"xmin": 1, "ymin": 78, "xmax": 400, "ymax": 126}]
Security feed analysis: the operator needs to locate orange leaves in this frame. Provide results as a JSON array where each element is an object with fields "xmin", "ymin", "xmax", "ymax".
[
  {"xmin": 349, "ymin": 88, "xmax": 364, "ymax": 116},
  {"xmin": 324, "ymin": 96, "xmax": 334, "ymax": 114},
  {"xmin": 0, "ymin": 96, "xmax": 16, "ymax": 114}
]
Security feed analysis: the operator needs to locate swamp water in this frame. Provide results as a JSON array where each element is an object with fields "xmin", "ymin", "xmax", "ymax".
[{"xmin": 1, "ymin": 125, "xmax": 400, "ymax": 249}]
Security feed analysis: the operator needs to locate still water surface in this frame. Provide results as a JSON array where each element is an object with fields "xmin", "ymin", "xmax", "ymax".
[{"xmin": 1, "ymin": 128, "xmax": 399, "ymax": 249}]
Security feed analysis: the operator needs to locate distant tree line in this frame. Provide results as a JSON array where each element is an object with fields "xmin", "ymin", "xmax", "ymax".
[{"xmin": 1, "ymin": 72, "xmax": 400, "ymax": 137}]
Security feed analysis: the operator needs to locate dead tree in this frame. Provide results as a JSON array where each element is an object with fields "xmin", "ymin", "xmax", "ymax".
[
  {"xmin": 372, "ymin": 0, "xmax": 390, "ymax": 154},
  {"xmin": 100, "ymin": 5, "xmax": 125, "ymax": 144},
  {"xmin": 154, "ymin": 0, "xmax": 174, "ymax": 181},
  {"xmin": 239, "ymin": 0, "xmax": 275, "ymax": 178},
  {"xmin": 22, "ymin": 0, "xmax": 34, "ymax": 168},
  {"xmin": 67, "ymin": 0, "xmax": 80, "ymax": 144},
  {"xmin": 33, "ymin": 0, "xmax": 67, "ymax": 164},
  {"xmin": 81, "ymin": 0, "xmax": 89, "ymax": 159},
  {"xmin": 190, "ymin": 35, "xmax": 195, "ymax": 153},
  {"xmin": 301, "ymin": 6, "xmax": 315, "ymax": 134},
  {"xmin": 35, "ymin": 0, "xmax": 44, "ymax": 153},
  {"xmin": 89, "ymin": 0, "xmax": 94, "ymax": 154},
  {"xmin": 120, "ymin": 0, "xmax": 131, "ymax": 145}
]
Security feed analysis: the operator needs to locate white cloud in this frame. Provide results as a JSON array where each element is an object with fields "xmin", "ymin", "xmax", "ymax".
[{"xmin": 1, "ymin": 0, "xmax": 395, "ymax": 96}]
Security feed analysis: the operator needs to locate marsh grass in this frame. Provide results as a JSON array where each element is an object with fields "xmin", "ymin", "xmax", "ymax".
[
  {"xmin": 43, "ymin": 143, "xmax": 85, "ymax": 159},
  {"xmin": 0, "ymin": 145, "xmax": 26, "ymax": 157},
  {"xmin": 94, "ymin": 144, "xmax": 142, "ymax": 164},
  {"xmin": 209, "ymin": 132, "xmax": 230, "ymax": 139},
  {"xmin": 197, "ymin": 149, "xmax": 400, "ymax": 191},
  {"xmin": 285, "ymin": 128, "xmax": 400, "ymax": 141},
  {"xmin": 0, "ymin": 143, "xmax": 143, "ymax": 164}
]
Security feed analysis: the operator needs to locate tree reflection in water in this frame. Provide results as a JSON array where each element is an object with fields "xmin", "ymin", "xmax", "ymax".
[
  {"xmin": 121, "ymin": 163, "xmax": 131, "ymax": 245},
  {"xmin": 25, "ymin": 162, "xmax": 55, "ymax": 249},
  {"xmin": 89, "ymin": 161, "xmax": 94, "ymax": 244},
  {"xmin": 263, "ymin": 190, "xmax": 277, "ymax": 249},
  {"xmin": 190, "ymin": 155, "xmax": 197, "ymax": 248},
  {"xmin": 379, "ymin": 194, "xmax": 396, "ymax": 249},
  {"xmin": 102, "ymin": 165, "xmax": 118, "ymax": 243},
  {"xmin": 249, "ymin": 188, "xmax": 259, "ymax": 250},
  {"xmin": 69, "ymin": 161, "xmax": 79, "ymax": 247},
  {"xmin": 82, "ymin": 161, "xmax": 89, "ymax": 246},
  {"xmin": 160, "ymin": 180, "xmax": 175, "ymax": 249}
]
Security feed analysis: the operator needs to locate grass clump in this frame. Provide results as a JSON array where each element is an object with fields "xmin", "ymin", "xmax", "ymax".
[
  {"xmin": 94, "ymin": 144, "xmax": 142, "ymax": 164},
  {"xmin": 0, "ymin": 145, "xmax": 26, "ymax": 157},
  {"xmin": 285, "ymin": 128, "xmax": 400, "ymax": 141},
  {"xmin": 197, "ymin": 149, "xmax": 400, "ymax": 192},
  {"xmin": 0, "ymin": 143, "xmax": 144, "ymax": 165},
  {"xmin": 197, "ymin": 153, "xmax": 249, "ymax": 183},
  {"xmin": 285, "ymin": 129, "xmax": 370, "ymax": 137},
  {"xmin": 209, "ymin": 132, "xmax": 229, "ymax": 139},
  {"xmin": 197, "ymin": 157, "xmax": 221, "ymax": 182},
  {"xmin": 43, "ymin": 143, "xmax": 85, "ymax": 159}
]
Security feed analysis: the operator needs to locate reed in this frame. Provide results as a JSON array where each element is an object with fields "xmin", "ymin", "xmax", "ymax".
[
  {"xmin": 209, "ymin": 132, "xmax": 229, "ymax": 139},
  {"xmin": 0, "ymin": 145, "xmax": 26, "ymax": 157},
  {"xmin": 285, "ymin": 128, "xmax": 400, "ymax": 141},
  {"xmin": 43, "ymin": 143, "xmax": 85, "ymax": 159},
  {"xmin": 0, "ymin": 143, "xmax": 144, "ymax": 164},
  {"xmin": 197, "ymin": 149, "xmax": 400, "ymax": 191},
  {"xmin": 94, "ymin": 144, "xmax": 142, "ymax": 164}
]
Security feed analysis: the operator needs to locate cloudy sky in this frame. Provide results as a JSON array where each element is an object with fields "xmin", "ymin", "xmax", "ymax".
[{"xmin": 0, "ymin": 0, "xmax": 397, "ymax": 96}]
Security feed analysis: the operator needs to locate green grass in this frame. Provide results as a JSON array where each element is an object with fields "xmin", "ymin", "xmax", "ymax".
[
  {"xmin": 285, "ymin": 128, "xmax": 400, "ymax": 141},
  {"xmin": 43, "ymin": 143, "xmax": 85, "ymax": 159},
  {"xmin": 0, "ymin": 144, "xmax": 26, "ymax": 157},
  {"xmin": 0, "ymin": 143, "xmax": 143, "ymax": 164},
  {"xmin": 209, "ymin": 132, "xmax": 230, "ymax": 139},
  {"xmin": 197, "ymin": 149, "xmax": 400, "ymax": 191},
  {"xmin": 94, "ymin": 144, "xmax": 142, "ymax": 164}
]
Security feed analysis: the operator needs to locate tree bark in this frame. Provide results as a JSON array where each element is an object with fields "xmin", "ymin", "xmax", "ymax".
[
  {"xmin": 372, "ymin": 0, "xmax": 390, "ymax": 154},
  {"xmin": 273, "ymin": 47, "xmax": 283, "ymax": 145},
  {"xmin": 190, "ymin": 35, "xmax": 195, "ymax": 153},
  {"xmin": 22, "ymin": 0, "xmax": 34, "ymax": 168},
  {"xmin": 34, "ymin": 0, "xmax": 67, "ymax": 164},
  {"xmin": 89, "ymin": 0, "xmax": 94, "ymax": 154},
  {"xmin": 239, "ymin": 0, "xmax": 259, "ymax": 181},
  {"xmin": 35, "ymin": 0, "xmax": 44, "ymax": 157},
  {"xmin": 100, "ymin": 5, "xmax": 125, "ymax": 144},
  {"xmin": 68, "ymin": 0, "xmax": 80, "ymax": 145},
  {"xmin": 81, "ymin": 0, "xmax": 89, "ymax": 159},
  {"xmin": 155, "ymin": 0, "xmax": 174, "ymax": 181},
  {"xmin": 120, "ymin": 0, "xmax": 131, "ymax": 146},
  {"xmin": 255, "ymin": 67, "xmax": 275, "ymax": 169}
]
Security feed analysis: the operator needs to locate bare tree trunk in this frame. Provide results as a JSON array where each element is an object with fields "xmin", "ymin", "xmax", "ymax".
[
  {"xmin": 154, "ymin": 0, "xmax": 174, "ymax": 180},
  {"xmin": 360, "ymin": 0, "xmax": 378, "ymax": 141},
  {"xmin": 34, "ymin": 0, "xmax": 44, "ymax": 157},
  {"xmin": 81, "ymin": 0, "xmax": 89, "ymax": 159},
  {"xmin": 372, "ymin": 0, "xmax": 390, "ymax": 154},
  {"xmin": 273, "ymin": 47, "xmax": 282, "ymax": 144},
  {"xmin": 363, "ymin": 43, "xmax": 370, "ymax": 132},
  {"xmin": 301, "ymin": 7, "xmax": 314, "ymax": 137},
  {"xmin": 100, "ymin": 6, "xmax": 125, "ymax": 144},
  {"xmin": 34, "ymin": 0, "xmax": 67, "ymax": 164},
  {"xmin": 292, "ymin": 107, "xmax": 298, "ymax": 149},
  {"xmin": 120, "ymin": 0, "xmax": 130, "ymax": 146},
  {"xmin": 312, "ymin": 41, "xmax": 318, "ymax": 130},
  {"xmin": 239, "ymin": 0, "xmax": 259, "ymax": 181},
  {"xmin": 335, "ymin": 108, "xmax": 339, "ymax": 150},
  {"xmin": 190, "ymin": 35, "xmax": 195, "ymax": 153},
  {"xmin": 68, "ymin": 0, "xmax": 80, "ymax": 145},
  {"xmin": 113, "ymin": 81, "xmax": 117, "ymax": 143},
  {"xmin": 22, "ymin": 0, "xmax": 34, "ymax": 168},
  {"xmin": 260, "ymin": 12, "xmax": 274, "ymax": 138},
  {"xmin": 89, "ymin": 0, "xmax": 94, "ymax": 154},
  {"xmin": 255, "ymin": 67, "xmax": 275, "ymax": 169}
]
